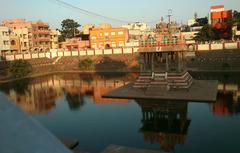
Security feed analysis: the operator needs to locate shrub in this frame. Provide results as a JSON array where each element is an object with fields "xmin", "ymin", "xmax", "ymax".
[
  {"xmin": 8, "ymin": 59, "xmax": 32, "ymax": 78},
  {"xmin": 79, "ymin": 58, "xmax": 93, "ymax": 70}
]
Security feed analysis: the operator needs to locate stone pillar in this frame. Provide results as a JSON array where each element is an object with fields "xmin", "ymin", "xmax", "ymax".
[
  {"xmin": 177, "ymin": 52, "xmax": 181, "ymax": 72},
  {"xmin": 165, "ymin": 53, "xmax": 169, "ymax": 72},
  {"xmin": 151, "ymin": 53, "xmax": 154, "ymax": 73}
]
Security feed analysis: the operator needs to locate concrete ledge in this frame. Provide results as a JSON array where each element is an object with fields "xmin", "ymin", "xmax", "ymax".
[
  {"xmin": 101, "ymin": 145, "xmax": 166, "ymax": 153},
  {"xmin": 0, "ymin": 94, "xmax": 72, "ymax": 153}
]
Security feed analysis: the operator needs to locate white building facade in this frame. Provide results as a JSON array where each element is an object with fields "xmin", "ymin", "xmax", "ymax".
[{"xmin": 0, "ymin": 26, "xmax": 10, "ymax": 53}]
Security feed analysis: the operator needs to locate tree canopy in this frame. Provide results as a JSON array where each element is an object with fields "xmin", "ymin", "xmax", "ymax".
[
  {"xmin": 59, "ymin": 19, "xmax": 81, "ymax": 42},
  {"xmin": 194, "ymin": 25, "xmax": 220, "ymax": 42},
  {"xmin": 233, "ymin": 10, "xmax": 240, "ymax": 22}
]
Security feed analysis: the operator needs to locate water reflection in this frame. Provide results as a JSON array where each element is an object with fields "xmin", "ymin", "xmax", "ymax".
[
  {"xmin": 137, "ymin": 100, "xmax": 190, "ymax": 152},
  {"xmin": 0, "ymin": 73, "xmax": 240, "ymax": 152},
  {"xmin": 212, "ymin": 93, "xmax": 240, "ymax": 116},
  {"xmin": 0, "ymin": 73, "xmax": 136, "ymax": 113}
]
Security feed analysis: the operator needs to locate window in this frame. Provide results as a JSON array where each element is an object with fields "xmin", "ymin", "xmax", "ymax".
[
  {"xmin": 3, "ymin": 41, "xmax": 9, "ymax": 45},
  {"xmin": 118, "ymin": 41, "xmax": 124, "ymax": 47},
  {"xmin": 104, "ymin": 32, "xmax": 109, "ymax": 36},
  {"xmin": 99, "ymin": 33, "xmax": 103, "ymax": 36},
  {"xmin": 11, "ymin": 40, "xmax": 16, "ymax": 45},
  {"xmin": 118, "ymin": 31, "xmax": 123, "ymax": 35},
  {"xmin": 91, "ymin": 36, "xmax": 96, "ymax": 40},
  {"xmin": 111, "ymin": 32, "xmax": 116, "ymax": 36}
]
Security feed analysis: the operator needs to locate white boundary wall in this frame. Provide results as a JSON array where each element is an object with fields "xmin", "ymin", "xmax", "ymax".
[{"xmin": 2, "ymin": 42, "xmax": 240, "ymax": 61}]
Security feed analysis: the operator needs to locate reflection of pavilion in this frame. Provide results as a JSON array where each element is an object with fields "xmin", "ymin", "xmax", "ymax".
[{"xmin": 136, "ymin": 100, "xmax": 191, "ymax": 152}]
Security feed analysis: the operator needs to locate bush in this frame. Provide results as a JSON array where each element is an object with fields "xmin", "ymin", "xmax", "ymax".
[
  {"xmin": 95, "ymin": 57, "xmax": 127, "ymax": 71},
  {"xmin": 9, "ymin": 59, "xmax": 32, "ymax": 78},
  {"xmin": 79, "ymin": 58, "xmax": 93, "ymax": 70}
]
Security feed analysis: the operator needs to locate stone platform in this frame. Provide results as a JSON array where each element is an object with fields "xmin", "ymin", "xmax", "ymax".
[{"xmin": 104, "ymin": 79, "xmax": 218, "ymax": 102}]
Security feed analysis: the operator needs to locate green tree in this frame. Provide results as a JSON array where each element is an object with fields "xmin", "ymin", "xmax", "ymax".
[
  {"xmin": 8, "ymin": 59, "xmax": 32, "ymax": 78},
  {"xmin": 194, "ymin": 25, "xmax": 220, "ymax": 42},
  {"xmin": 79, "ymin": 58, "xmax": 93, "ymax": 70},
  {"xmin": 233, "ymin": 10, "xmax": 240, "ymax": 22},
  {"xmin": 59, "ymin": 19, "xmax": 81, "ymax": 42}
]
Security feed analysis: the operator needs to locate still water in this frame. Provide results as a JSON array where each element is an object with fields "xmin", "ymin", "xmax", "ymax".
[{"xmin": 0, "ymin": 72, "xmax": 240, "ymax": 153}]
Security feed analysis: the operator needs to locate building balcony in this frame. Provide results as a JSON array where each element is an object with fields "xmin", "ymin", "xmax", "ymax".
[
  {"xmin": 32, "ymin": 38, "xmax": 51, "ymax": 42},
  {"xmin": 32, "ymin": 30, "xmax": 50, "ymax": 35}
]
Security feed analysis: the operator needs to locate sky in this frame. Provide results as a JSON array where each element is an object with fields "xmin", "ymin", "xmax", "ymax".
[{"xmin": 1, "ymin": 0, "xmax": 240, "ymax": 29}]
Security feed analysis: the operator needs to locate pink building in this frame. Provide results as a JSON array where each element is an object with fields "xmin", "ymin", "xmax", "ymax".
[
  {"xmin": 2, "ymin": 19, "xmax": 32, "ymax": 29},
  {"xmin": 60, "ymin": 37, "xmax": 90, "ymax": 51},
  {"xmin": 2, "ymin": 19, "xmax": 51, "ymax": 51}
]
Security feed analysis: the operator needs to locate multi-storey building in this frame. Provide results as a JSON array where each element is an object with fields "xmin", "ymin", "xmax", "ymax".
[
  {"xmin": 90, "ymin": 24, "xmax": 129, "ymax": 49},
  {"xmin": 12, "ymin": 28, "xmax": 29, "ymax": 52},
  {"xmin": 2, "ymin": 19, "xmax": 52, "ymax": 52},
  {"xmin": 121, "ymin": 22, "xmax": 153, "ymax": 41},
  {"xmin": 50, "ymin": 29, "xmax": 60, "ymax": 49},
  {"xmin": 82, "ymin": 24, "xmax": 95, "ymax": 35},
  {"xmin": 209, "ymin": 5, "xmax": 232, "ymax": 27},
  {"xmin": 209, "ymin": 5, "xmax": 232, "ymax": 39},
  {"xmin": 0, "ymin": 26, "xmax": 10, "ymax": 54},
  {"xmin": 31, "ymin": 21, "xmax": 51, "ymax": 51}
]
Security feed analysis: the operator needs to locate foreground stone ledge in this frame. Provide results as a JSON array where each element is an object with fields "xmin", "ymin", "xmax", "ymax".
[
  {"xmin": 101, "ymin": 145, "xmax": 166, "ymax": 153},
  {"xmin": 0, "ymin": 94, "xmax": 72, "ymax": 153}
]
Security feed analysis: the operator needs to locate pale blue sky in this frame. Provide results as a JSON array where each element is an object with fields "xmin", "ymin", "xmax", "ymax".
[{"xmin": 1, "ymin": 0, "xmax": 240, "ymax": 29}]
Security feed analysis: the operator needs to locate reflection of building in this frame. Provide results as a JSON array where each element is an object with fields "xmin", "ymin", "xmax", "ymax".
[
  {"xmin": 0, "ymin": 74, "xmax": 136, "ymax": 114},
  {"xmin": 90, "ymin": 23, "xmax": 129, "ymax": 49},
  {"xmin": 211, "ymin": 93, "xmax": 240, "ymax": 116},
  {"xmin": 8, "ymin": 86, "xmax": 64, "ymax": 114},
  {"xmin": 137, "ymin": 100, "xmax": 190, "ymax": 152}
]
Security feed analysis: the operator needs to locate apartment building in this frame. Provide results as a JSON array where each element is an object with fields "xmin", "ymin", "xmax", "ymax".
[
  {"xmin": 2, "ymin": 19, "xmax": 51, "ymax": 52},
  {"xmin": 31, "ymin": 21, "xmax": 51, "ymax": 51},
  {"xmin": 0, "ymin": 26, "xmax": 10, "ymax": 54},
  {"xmin": 90, "ymin": 24, "xmax": 129, "ymax": 49},
  {"xmin": 121, "ymin": 22, "xmax": 152, "ymax": 41}
]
